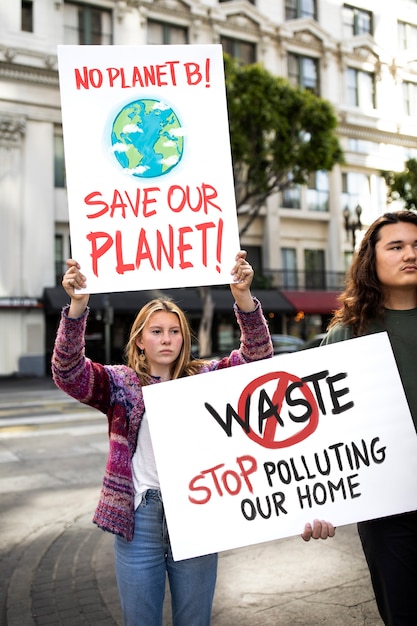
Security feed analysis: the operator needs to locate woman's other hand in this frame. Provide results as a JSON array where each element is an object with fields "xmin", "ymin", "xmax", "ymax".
[
  {"xmin": 230, "ymin": 250, "xmax": 255, "ymax": 312},
  {"xmin": 62, "ymin": 259, "xmax": 89, "ymax": 317}
]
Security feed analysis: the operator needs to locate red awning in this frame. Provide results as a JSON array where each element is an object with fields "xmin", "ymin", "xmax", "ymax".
[{"xmin": 281, "ymin": 290, "xmax": 342, "ymax": 315}]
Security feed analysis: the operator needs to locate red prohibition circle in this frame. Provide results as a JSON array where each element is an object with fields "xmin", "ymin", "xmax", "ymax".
[{"xmin": 237, "ymin": 371, "xmax": 319, "ymax": 449}]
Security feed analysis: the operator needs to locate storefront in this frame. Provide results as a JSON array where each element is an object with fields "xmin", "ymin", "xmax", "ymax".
[{"xmin": 281, "ymin": 290, "xmax": 342, "ymax": 340}]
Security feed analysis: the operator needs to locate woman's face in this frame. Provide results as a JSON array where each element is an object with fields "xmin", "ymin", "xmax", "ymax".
[
  {"xmin": 375, "ymin": 222, "xmax": 417, "ymax": 294},
  {"xmin": 136, "ymin": 311, "xmax": 183, "ymax": 376}
]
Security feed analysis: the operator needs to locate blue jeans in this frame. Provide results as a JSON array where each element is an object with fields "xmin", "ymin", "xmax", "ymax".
[{"xmin": 114, "ymin": 490, "xmax": 218, "ymax": 626}]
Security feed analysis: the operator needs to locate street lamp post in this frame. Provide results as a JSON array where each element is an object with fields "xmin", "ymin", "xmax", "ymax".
[{"xmin": 343, "ymin": 204, "xmax": 362, "ymax": 252}]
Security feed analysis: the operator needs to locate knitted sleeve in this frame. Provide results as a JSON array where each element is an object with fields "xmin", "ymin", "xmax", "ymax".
[
  {"xmin": 213, "ymin": 298, "xmax": 273, "ymax": 370},
  {"xmin": 51, "ymin": 305, "xmax": 111, "ymax": 413}
]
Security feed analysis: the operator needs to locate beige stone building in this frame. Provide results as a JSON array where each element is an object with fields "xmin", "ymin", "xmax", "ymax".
[{"xmin": 1, "ymin": 0, "xmax": 416, "ymax": 375}]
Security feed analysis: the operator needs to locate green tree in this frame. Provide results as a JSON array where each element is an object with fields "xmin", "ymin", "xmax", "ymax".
[
  {"xmin": 197, "ymin": 56, "xmax": 344, "ymax": 357},
  {"xmin": 224, "ymin": 54, "xmax": 344, "ymax": 234},
  {"xmin": 382, "ymin": 158, "xmax": 417, "ymax": 211}
]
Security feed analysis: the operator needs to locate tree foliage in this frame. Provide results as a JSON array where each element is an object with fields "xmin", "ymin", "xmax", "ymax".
[
  {"xmin": 196, "ymin": 57, "xmax": 345, "ymax": 356},
  {"xmin": 224, "ymin": 55, "xmax": 344, "ymax": 233},
  {"xmin": 382, "ymin": 158, "xmax": 417, "ymax": 211}
]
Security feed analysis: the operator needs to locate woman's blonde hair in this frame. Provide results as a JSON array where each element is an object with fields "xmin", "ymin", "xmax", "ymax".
[{"xmin": 124, "ymin": 298, "xmax": 209, "ymax": 385}]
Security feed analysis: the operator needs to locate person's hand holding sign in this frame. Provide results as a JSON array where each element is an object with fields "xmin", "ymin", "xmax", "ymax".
[
  {"xmin": 62, "ymin": 259, "xmax": 89, "ymax": 319},
  {"xmin": 301, "ymin": 519, "xmax": 336, "ymax": 541},
  {"xmin": 230, "ymin": 250, "xmax": 256, "ymax": 313}
]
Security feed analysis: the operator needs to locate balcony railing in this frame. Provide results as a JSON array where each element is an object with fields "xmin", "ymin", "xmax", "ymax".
[
  {"xmin": 55, "ymin": 263, "xmax": 345, "ymax": 293},
  {"xmin": 259, "ymin": 270, "xmax": 346, "ymax": 291}
]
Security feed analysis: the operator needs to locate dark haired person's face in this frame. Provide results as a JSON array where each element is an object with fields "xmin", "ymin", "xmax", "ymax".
[{"xmin": 375, "ymin": 222, "xmax": 417, "ymax": 294}]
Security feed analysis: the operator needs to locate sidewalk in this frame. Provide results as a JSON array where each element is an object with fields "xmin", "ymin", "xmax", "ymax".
[
  {"xmin": 5, "ymin": 512, "xmax": 383, "ymax": 626},
  {"xmin": 0, "ymin": 377, "xmax": 383, "ymax": 625}
]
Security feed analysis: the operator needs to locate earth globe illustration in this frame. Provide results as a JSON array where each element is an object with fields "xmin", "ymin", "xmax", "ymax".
[{"xmin": 110, "ymin": 98, "xmax": 184, "ymax": 178}]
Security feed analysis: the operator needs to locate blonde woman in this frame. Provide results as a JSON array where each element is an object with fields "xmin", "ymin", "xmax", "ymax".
[{"xmin": 52, "ymin": 250, "xmax": 333, "ymax": 626}]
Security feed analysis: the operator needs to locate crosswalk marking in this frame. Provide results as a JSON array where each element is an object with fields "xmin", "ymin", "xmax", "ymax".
[
  {"xmin": 0, "ymin": 422, "xmax": 108, "ymax": 441},
  {"xmin": 0, "ymin": 410, "xmax": 102, "ymax": 428},
  {"xmin": 0, "ymin": 449, "xmax": 20, "ymax": 463}
]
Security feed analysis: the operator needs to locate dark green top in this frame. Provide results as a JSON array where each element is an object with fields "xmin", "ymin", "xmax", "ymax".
[{"xmin": 322, "ymin": 308, "xmax": 417, "ymax": 432}]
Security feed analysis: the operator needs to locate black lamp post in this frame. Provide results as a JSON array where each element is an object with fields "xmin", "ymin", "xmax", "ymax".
[{"xmin": 343, "ymin": 204, "xmax": 362, "ymax": 252}]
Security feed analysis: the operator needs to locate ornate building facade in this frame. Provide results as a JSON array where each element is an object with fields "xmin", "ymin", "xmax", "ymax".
[{"xmin": 1, "ymin": 0, "xmax": 416, "ymax": 375}]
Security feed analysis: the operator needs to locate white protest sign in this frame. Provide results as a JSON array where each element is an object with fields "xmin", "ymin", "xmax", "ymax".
[
  {"xmin": 143, "ymin": 332, "xmax": 417, "ymax": 561},
  {"xmin": 57, "ymin": 44, "xmax": 239, "ymax": 293}
]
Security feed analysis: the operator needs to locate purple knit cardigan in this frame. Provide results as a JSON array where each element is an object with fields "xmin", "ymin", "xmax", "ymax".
[{"xmin": 51, "ymin": 299, "xmax": 273, "ymax": 541}]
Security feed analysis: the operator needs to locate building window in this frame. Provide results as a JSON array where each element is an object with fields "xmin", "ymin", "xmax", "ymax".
[
  {"xmin": 281, "ymin": 248, "xmax": 298, "ymax": 289},
  {"xmin": 343, "ymin": 4, "xmax": 373, "ymax": 38},
  {"xmin": 245, "ymin": 246, "xmax": 262, "ymax": 274},
  {"xmin": 245, "ymin": 246, "xmax": 265, "ymax": 286},
  {"xmin": 64, "ymin": 2, "xmax": 112, "ymax": 45},
  {"xmin": 147, "ymin": 20, "xmax": 188, "ymax": 44},
  {"xmin": 55, "ymin": 231, "xmax": 71, "ymax": 284},
  {"xmin": 55, "ymin": 235, "xmax": 65, "ymax": 285},
  {"xmin": 288, "ymin": 53, "xmax": 319, "ymax": 94},
  {"xmin": 54, "ymin": 134, "xmax": 66, "ymax": 189},
  {"xmin": 402, "ymin": 81, "xmax": 417, "ymax": 116},
  {"xmin": 346, "ymin": 67, "xmax": 375, "ymax": 108},
  {"xmin": 282, "ymin": 185, "xmax": 301, "ymax": 209},
  {"xmin": 21, "ymin": 0, "xmax": 33, "ymax": 32},
  {"xmin": 348, "ymin": 138, "xmax": 380, "ymax": 154},
  {"xmin": 285, "ymin": 0, "xmax": 317, "ymax": 20},
  {"xmin": 342, "ymin": 172, "xmax": 370, "ymax": 214},
  {"xmin": 220, "ymin": 37, "xmax": 256, "ymax": 64},
  {"xmin": 307, "ymin": 171, "xmax": 329, "ymax": 212},
  {"xmin": 398, "ymin": 21, "xmax": 417, "ymax": 51},
  {"xmin": 304, "ymin": 249, "xmax": 325, "ymax": 289}
]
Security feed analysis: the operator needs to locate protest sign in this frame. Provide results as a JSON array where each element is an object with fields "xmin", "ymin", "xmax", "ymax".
[
  {"xmin": 57, "ymin": 44, "xmax": 239, "ymax": 294},
  {"xmin": 143, "ymin": 332, "xmax": 417, "ymax": 561}
]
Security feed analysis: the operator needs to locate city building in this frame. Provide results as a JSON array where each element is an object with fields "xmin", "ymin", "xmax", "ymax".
[{"xmin": 0, "ymin": 0, "xmax": 415, "ymax": 375}]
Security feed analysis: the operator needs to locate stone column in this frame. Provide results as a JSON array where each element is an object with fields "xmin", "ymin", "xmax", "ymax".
[{"xmin": 0, "ymin": 115, "xmax": 26, "ymax": 296}]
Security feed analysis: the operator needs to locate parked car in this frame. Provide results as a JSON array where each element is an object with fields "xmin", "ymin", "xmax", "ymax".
[
  {"xmin": 299, "ymin": 333, "xmax": 327, "ymax": 350},
  {"xmin": 271, "ymin": 334, "xmax": 305, "ymax": 354}
]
